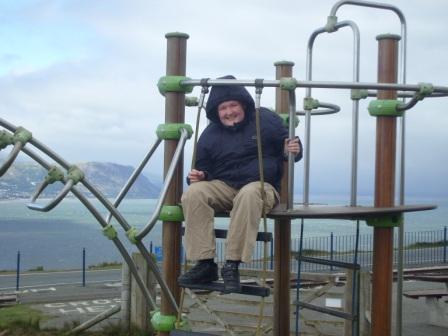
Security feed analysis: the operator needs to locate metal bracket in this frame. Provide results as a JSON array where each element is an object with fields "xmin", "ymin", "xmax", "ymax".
[
  {"xmin": 102, "ymin": 224, "xmax": 118, "ymax": 240},
  {"xmin": 157, "ymin": 75, "xmax": 193, "ymax": 96},
  {"xmin": 366, "ymin": 213, "xmax": 403, "ymax": 228},
  {"xmin": 279, "ymin": 77, "xmax": 298, "ymax": 91},
  {"xmin": 156, "ymin": 123, "xmax": 193, "ymax": 140},
  {"xmin": 368, "ymin": 99, "xmax": 403, "ymax": 117},
  {"xmin": 150, "ymin": 311, "xmax": 177, "ymax": 332},
  {"xmin": 159, "ymin": 205, "xmax": 184, "ymax": 222}
]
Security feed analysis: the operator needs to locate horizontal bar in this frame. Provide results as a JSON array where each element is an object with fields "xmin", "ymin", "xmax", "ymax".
[
  {"xmin": 297, "ymin": 301, "xmax": 356, "ymax": 320},
  {"xmin": 292, "ymin": 255, "xmax": 360, "ymax": 270},
  {"xmin": 181, "ymin": 227, "xmax": 273, "ymax": 242},
  {"xmin": 182, "ymin": 79, "xmax": 448, "ymax": 94}
]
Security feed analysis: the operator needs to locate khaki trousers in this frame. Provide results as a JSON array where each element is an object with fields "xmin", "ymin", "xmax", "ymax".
[{"xmin": 181, "ymin": 180, "xmax": 278, "ymax": 263}]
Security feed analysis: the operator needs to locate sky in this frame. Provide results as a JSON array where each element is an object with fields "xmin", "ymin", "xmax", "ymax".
[{"xmin": 0, "ymin": 0, "xmax": 447, "ymax": 201}]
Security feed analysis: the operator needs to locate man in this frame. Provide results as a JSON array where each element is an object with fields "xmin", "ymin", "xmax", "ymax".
[{"xmin": 179, "ymin": 75, "xmax": 302, "ymax": 292}]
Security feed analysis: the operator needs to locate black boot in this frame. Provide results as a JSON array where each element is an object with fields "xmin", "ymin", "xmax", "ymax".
[
  {"xmin": 178, "ymin": 259, "xmax": 218, "ymax": 285},
  {"xmin": 221, "ymin": 260, "xmax": 241, "ymax": 293}
]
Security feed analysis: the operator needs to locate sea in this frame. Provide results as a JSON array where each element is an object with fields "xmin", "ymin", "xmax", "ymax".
[{"xmin": 0, "ymin": 195, "xmax": 447, "ymax": 271}]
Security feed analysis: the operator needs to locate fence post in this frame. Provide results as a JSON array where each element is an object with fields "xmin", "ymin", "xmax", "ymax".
[
  {"xmin": 16, "ymin": 250, "xmax": 20, "ymax": 291},
  {"xmin": 330, "ymin": 232, "xmax": 334, "ymax": 271},
  {"xmin": 444, "ymin": 226, "xmax": 447, "ymax": 264},
  {"xmin": 270, "ymin": 240, "xmax": 274, "ymax": 270},
  {"xmin": 82, "ymin": 248, "xmax": 86, "ymax": 287}
]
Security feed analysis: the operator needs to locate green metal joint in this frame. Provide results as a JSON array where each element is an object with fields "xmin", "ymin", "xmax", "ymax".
[
  {"xmin": 0, "ymin": 130, "xmax": 14, "ymax": 150},
  {"xmin": 366, "ymin": 214, "xmax": 403, "ymax": 228},
  {"xmin": 150, "ymin": 311, "xmax": 177, "ymax": 332},
  {"xmin": 303, "ymin": 97, "xmax": 320, "ymax": 110},
  {"xmin": 416, "ymin": 82, "xmax": 434, "ymax": 100},
  {"xmin": 185, "ymin": 96, "xmax": 199, "ymax": 107},
  {"xmin": 126, "ymin": 227, "xmax": 139, "ymax": 244},
  {"xmin": 279, "ymin": 114, "xmax": 299, "ymax": 128},
  {"xmin": 67, "ymin": 165, "xmax": 84, "ymax": 184},
  {"xmin": 325, "ymin": 15, "xmax": 338, "ymax": 33},
  {"xmin": 45, "ymin": 166, "xmax": 65, "ymax": 184},
  {"xmin": 102, "ymin": 224, "xmax": 117, "ymax": 240},
  {"xmin": 279, "ymin": 77, "xmax": 298, "ymax": 91},
  {"xmin": 159, "ymin": 205, "xmax": 184, "ymax": 222},
  {"xmin": 351, "ymin": 89, "xmax": 369, "ymax": 100},
  {"xmin": 156, "ymin": 123, "xmax": 193, "ymax": 140},
  {"xmin": 13, "ymin": 127, "xmax": 32, "ymax": 145},
  {"xmin": 157, "ymin": 76, "xmax": 193, "ymax": 96},
  {"xmin": 368, "ymin": 100, "xmax": 403, "ymax": 117}
]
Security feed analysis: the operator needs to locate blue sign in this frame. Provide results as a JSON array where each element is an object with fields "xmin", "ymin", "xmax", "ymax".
[{"xmin": 154, "ymin": 246, "xmax": 163, "ymax": 261}]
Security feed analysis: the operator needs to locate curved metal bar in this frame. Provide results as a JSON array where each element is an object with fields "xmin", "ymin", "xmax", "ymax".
[
  {"xmin": 296, "ymin": 101, "xmax": 340, "ymax": 116},
  {"xmin": 20, "ymin": 146, "xmax": 157, "ymax": 310},
  {"xmin": 330, "ymin": 4, "xmax": 408, "ymax": 334},
  {"xmin": 0, "ymin": 142, "xmax": 22, "ymax": 177},
  {"xmin": 26, "ymin": 179, "xmax": 74, "ymax": 212},
  {"xmin": 303, "ymin": 20, "xmax": 360, "ymax": 207},
  {"xmin": 105, "ymin": 138, "xmax": 162, "ymax": 225},
  {"xmin": 367, "ymin": 90, "xmax": 448, "ymax": 98},
  {"xmin": 0, "ymin": 118, "xmax": 179, "ymax": 313},
  {"xmin": 135, "ymin": 127, "xmax": 190, "ymax": 240}
]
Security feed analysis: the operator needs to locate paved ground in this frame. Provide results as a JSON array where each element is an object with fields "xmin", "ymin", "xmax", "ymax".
[{"xmin": 13, "ymin": 278, "xmax": 444, "ymax": 336}]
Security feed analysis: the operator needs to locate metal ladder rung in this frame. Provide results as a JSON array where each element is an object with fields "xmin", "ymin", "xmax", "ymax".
[
  {"xmin": 294, "ymin": 255, "xmax": 360, "ymax": 270},
  {"xmin": 179, "ymin": 281, "xmax": 270, "ymax": 297},
  {"xmin": 296, "ymin": 301, "xmax": 358, "ymax": 321}
]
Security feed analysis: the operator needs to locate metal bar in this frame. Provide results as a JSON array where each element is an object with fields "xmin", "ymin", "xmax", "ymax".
[
  {"xmin": 296, "ymin": 255, "xmax": 360, "ymax": 270},
  {"xmin": 105, "ymin": 138, "xmax": 162, "ymax": 224},
  {"xmin": 26, "ymin": 180, "xmax": 74, "ymax": 212},
  {"xmin": 181, "ymin": 79, "xmax": 448, "ymax": 94},
  {"xmin": 15, "ymin": 251, "xmax": 20, "ymax": 291},
  {"xmin": 135, "ymin": 128, "xmax": 189, "ymax": 240},
  {"xmin": 297, "ymin": 301, "xmax": 355, "ymax": 320},
  {"xmin": 20, "ymin": 146, "xmax": 158, "ymax": 310},
  {"xmin": 82, "ymin": 248, "xmax": 86, "ymax": 287},
  {"xmin": 0, "ymin": 142, "xmax": 22, "ymax": 177},
  {"xmin": 287, "ymin": 90, "xmax": 296, "ymax": 209},
  {"xmin": 0, "ymin": 118, "xmax": 179, "ymax": 312}
]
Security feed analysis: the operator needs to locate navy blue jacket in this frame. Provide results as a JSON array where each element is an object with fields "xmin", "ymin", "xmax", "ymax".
[{"xmin": 194, "ymin": 76, "xmax": 302, "ymax": 191}]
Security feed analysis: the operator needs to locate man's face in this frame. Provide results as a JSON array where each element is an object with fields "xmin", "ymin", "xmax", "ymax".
[{"xmin": 217, "ymin": 100, "xmax": 245, "ymax": 126}]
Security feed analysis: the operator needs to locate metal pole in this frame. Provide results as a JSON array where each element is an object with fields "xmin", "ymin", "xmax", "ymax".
[
  {"xmin": 371, "ymin": 34, "xmax": 400, "ymax": 336},
  {"xmin": 273, "ymin": 60, "xmax": 294, "ymax": 336},
  {"xmin": 160, "ymin": 32, "xmax": 188, "ymax": 336},
  {"xmin": 16, "ymin": 250, "xmax": 20, "ymax": 291},
  {"xmin": 330, "ymin": 232, "xmax": 334, "ymax": 272},
  {"xmin": 82, "ymin": 248, "xmax": 86, "ymax": 287},
  {"xmin": 444, "ymin": 226, "xmax": 447, "ymax": 263}
]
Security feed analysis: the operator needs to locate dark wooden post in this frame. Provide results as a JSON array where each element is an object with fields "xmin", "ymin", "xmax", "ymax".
[
  {"xmin": 273, "ymin": 60, "xmax": 294, "ymax": 336},
  {"xmin": 160, "ymin": 32, "xmax": 189, "ymax": 336},
  {"xmin": 371, "ymin": 34, "xmax": 400, "ymax": 336}
]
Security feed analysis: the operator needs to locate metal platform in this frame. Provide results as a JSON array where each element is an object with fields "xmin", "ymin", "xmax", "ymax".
[{"xmin": 267, "ymin": 204, "xmax": 436, "ymax": 220}]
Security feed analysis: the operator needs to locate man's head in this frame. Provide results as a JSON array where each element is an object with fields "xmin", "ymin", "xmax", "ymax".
[
  {"xmin": 205, "ymin": 75, "xmax": 255, "ymax": 127},
  {"xmin": 217, "ymin": 100, "xmax": 245, "ymax": 126}
]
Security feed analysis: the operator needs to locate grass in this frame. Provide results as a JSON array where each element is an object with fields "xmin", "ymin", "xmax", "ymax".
[
  {"xmin": 0, "ymin": 305, "xmax": 149, "ymax": 335},
  {"xmin": 87, "ymin": 262, "xmax": 122, "ymax": 270},
  {"xmin": 0, "ymin": 304, "xmax": 44, "ymax": 330}
]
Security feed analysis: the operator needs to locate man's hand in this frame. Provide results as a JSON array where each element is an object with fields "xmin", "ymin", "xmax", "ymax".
[
  {"xmin": 188, "ymin": 169, "xmax": 205, "ymax": 183},
  {"xmin": 284, "ymin": 137, "xmax": 301, "ymax": 156}
]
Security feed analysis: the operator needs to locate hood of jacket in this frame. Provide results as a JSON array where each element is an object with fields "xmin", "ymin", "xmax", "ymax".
[{"xmin": 205, "ymin": 75, "xmax": 255, "ymax": 126}]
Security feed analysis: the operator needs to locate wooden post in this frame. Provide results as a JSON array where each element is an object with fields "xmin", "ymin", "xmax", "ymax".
[
  {"xmin": 344, "ymin": 269, "xmax": 354, "ymax": 336},
  {"xmin": 371, "ymin": 34, "xmax": 400, "ymax": 336},
  {"xmin": 360, "ymin": 271, "xmax": 372, "ymax": 336},
  {"xmin": 130, "ymin": 253, "xmax": 157, "ymax": 332},
  {"xmin": 273, "ymin": 60, "xmax": 294, "ymax": 336},
  {"xmin": 160, "ymin": 32, "xmax": 189, "ymax": 335}
]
